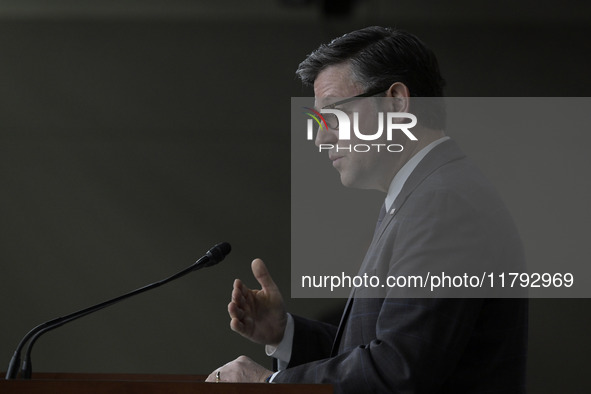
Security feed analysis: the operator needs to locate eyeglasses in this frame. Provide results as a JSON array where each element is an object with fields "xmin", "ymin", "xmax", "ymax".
[{"xmin": 320, "ymin": 87, "xmax": 388, "ymax": 129}]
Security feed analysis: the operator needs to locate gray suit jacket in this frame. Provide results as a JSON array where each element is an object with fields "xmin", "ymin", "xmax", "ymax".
[{"xmin": 273, "ymin": 139, "xmax": 528, "ymax": 393}]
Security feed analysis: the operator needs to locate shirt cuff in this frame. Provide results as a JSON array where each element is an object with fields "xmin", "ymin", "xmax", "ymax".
[
  {"xmin": 265, "ymin": 313, "xmax": 294, "ymax": 366},
  {"xmin": 268, "ymin": 371, "xmax": 281, "ymax": 383}
]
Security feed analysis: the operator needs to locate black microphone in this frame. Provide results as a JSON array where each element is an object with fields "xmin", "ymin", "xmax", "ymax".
[{"xmin": 5, "ymin": 241, "xmax": 231, "ymax": 380}]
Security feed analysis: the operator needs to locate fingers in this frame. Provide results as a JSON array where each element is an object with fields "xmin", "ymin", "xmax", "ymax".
[
  {"xmin": 205, "ymin": 370, "xmax": 220, "ymax": 383},
  {"xmin": 228, "ymin": 302, "xmax": 244, "ymax": 335},
  {"xmin": 251, "ymin": 259, "xmax": 278, "ymax": 293},
  {"xmin": 228, "ymin": 279, "xmax": 251, "ymax": 335},
  {"xmin": 229, "ymin": 279, "xmax": 249, "ymax": 313},
  {"xmin": 228, "ymin": 300, "xmax": 243, "ymax": 321},
  {"xmin": 229, "ymin": 316, "xmax": 244, "ymax": 333},
  {"xmin": 232, "ymin": 278, "xmax": 248, "ymax": 301}
]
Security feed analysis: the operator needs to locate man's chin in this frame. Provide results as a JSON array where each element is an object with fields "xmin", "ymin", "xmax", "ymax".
[
  {"xmin": 339, "ymin": 173, "xmax": 361, "ymax": 189},
  {"xmin": 339, "ymin": 174, "xmax": 353, "ymax": 188},
  {"xmin": 339, "ymin": 174, "xmax": 377, "ymax": 191}
]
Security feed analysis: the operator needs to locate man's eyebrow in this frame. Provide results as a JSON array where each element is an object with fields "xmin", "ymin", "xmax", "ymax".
[{"xmin": 316, "ymin": 98, "xmax": 340, "ymax": 110}]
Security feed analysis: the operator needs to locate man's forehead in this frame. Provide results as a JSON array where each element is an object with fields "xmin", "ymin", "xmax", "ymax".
[{"xmin": 313, "ymin": 63, "xmax": 363, "ymax": 108}]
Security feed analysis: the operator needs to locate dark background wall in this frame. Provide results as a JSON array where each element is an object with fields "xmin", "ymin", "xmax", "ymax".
[{"xmin": 1, "ymin": 1, "xmax": 590, "ymax": 393}]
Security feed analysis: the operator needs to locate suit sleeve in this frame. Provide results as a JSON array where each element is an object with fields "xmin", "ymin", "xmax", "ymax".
[
  {"xmin": 273, "ymin": 298, "xmax": 485, "ymax": 393},
  {"xmin": 286, "ymin": 315, "xmax": 338, "ymax": 368}
]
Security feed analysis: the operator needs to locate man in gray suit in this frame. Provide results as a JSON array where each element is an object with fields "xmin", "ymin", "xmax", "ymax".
[{"xmin": 207, "ymin": 26, "xmax": 528, "ymax": 393}]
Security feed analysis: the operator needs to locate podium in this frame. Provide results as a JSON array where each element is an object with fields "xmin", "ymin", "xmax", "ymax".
[{"xmin": 0, "ymin": 373, "xmax": 333, "ymax": 393}]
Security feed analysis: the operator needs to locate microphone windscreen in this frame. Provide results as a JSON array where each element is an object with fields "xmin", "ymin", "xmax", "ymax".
[{"xmin": 206, "ymin": 242, "xmax": 232, "ymax": 265}]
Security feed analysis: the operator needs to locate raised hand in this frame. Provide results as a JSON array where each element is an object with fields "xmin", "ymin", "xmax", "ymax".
[{"xmin": 228, "ymin": 258, "xmax": 287, "ymax": 346}]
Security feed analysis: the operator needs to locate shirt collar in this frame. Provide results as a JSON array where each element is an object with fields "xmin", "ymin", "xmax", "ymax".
[{"xmin": 385, "ymin": 136, "xmax": 450, "ymax": 212}]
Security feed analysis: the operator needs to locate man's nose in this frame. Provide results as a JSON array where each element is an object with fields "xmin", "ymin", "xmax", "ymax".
[{"xmin": 314, "ymin": 125, "xmax": 338, "ymax": 147}]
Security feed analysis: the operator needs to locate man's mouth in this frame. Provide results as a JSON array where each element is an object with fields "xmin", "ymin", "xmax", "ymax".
[{"xmin": 329, "ymin": 154, "xmax": 344, "ymax": 167}]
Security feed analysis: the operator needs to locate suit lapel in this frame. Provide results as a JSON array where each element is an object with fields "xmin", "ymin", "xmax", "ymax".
[
  {"xmin": 330, "ymin": 290, "xmax": 354, "ymax": 356},
  {"xmin": 375, "ymin": 139, "xmax": 466, "ymax": 241},
  {"xmin": 330, "ymin": 203, "xmax": 385, "ymax": 356}
]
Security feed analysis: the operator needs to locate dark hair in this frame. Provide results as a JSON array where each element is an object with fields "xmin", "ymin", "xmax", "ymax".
[{"xmin": 296, "ymin": 26, "xmax": 446, "ymax": 129}]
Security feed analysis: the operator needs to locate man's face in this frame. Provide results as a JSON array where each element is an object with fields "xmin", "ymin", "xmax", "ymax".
[{"xmin": 313, "ymin": 63, "xmax": 407, "ymax": 192}]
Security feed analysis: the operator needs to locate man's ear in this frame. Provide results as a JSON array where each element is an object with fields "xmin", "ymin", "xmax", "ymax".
[{"xmin": 385, "ymin": 82, "xmax": 410, "ymax": 112}]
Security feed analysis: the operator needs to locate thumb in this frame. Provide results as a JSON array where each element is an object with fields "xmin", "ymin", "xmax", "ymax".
[{"xmin": 251, "ymin": 258, "xmax": 278, "ymax": 292}]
